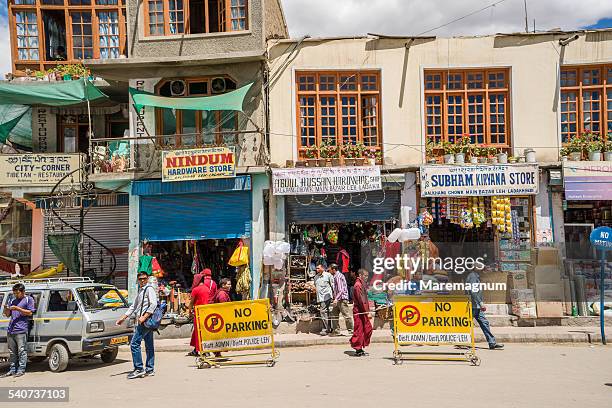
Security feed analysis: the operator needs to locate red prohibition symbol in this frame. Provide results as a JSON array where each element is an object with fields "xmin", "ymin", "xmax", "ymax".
[
  {"xmin": 204, "ymin": 313, "xmax": 224, "ymax": 333},
  {"xmin": 399, "ymin": 305, "xmax": 421, "ymax": 327}
]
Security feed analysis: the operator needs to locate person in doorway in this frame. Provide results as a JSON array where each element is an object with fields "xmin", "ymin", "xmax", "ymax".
[
  {"xmin": 192, "ymin": 268, "xmax": 217, "ymax": 296},
  {"xmin": 336, "ymin": 246, "xmax": 354, "ymax": 301},
  {"xmin": 1, "ymin": 283, "xmax": 36, "ymax": 378},
  {"xmin": 116, "ymin": 272, "xmax": 158, "ymax": 379},
  {"xmin": 466, "ymin": 270, "xmax": 504, "ymax": 350},
  {"xmin": 187, "ymin": 269, "xmax": 216, "ymax": 356},
  {"xmin": 314, "ymin": 264, "xmax": 334, "ymax": 336},
  {"xmin": 329, "ymin": 263, "xmax": 354, "ymax": 336},
  {"xmin": 213, "ymin": 278, "xmax": 232, "ymax": 303},
  {"xmin": 350, "ymin": 268, "xmax": 373, "ymax": 357}
]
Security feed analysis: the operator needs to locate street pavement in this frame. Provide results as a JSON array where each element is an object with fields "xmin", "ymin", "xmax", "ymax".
[{"xmin": 1, "ymin": 343, "xmax": 610, "ymax": 407}]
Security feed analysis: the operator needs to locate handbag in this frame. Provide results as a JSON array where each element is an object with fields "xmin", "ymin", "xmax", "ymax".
[{"xmin": 228, "ymin": 240, "xmax": 249, "ymax": 267}]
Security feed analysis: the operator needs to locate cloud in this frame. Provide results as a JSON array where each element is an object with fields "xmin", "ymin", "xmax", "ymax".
[
  {"xmin": 280, "ymin": 0, "xmax": 612, "ymax": 38},
  {"xmin": 0, "ymin": 15, "xmax": 11, "ymax": 77}
]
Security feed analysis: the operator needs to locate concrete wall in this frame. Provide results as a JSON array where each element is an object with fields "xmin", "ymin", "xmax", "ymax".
[
  {"xmin": 267, "ymin": 32, "xmax": 612, "ymax": 166},
  {"xmin": 127, "ymin": 0, "xmax": 266, "ymax": 59},
  {"xmin": 263, "ymin": 0, "xmax": 288, "ymax": 40}
]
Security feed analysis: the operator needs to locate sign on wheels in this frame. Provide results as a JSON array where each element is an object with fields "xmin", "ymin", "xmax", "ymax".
[
  {"xmin": 393, "ymin": 295, "xmax": 480, "ymax": 365},
  {"xmin": 194, "ymin": 299, "xmax": 278, "ymax": 368}
]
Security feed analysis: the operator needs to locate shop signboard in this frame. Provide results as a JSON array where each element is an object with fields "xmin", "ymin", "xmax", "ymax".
[
  {"xmin": 393, "ymin": 295, "xmax": 474, "ymax": 345},
  {"xmin": 0, "ymin": 153, "xmax": 82, "ymax": 187},
  {"xmin": 419, "ymin": 164, "xmax": 539, "ymax": 197},
  {"xmin": 563, "ymin": 161, "xmax": 612, "ymax": 200},
  {"xmin": 271, "ymin": 166, "xmax": 382, "ymax": 195},
  {"xmin": 162, "ymin": 146, "xmax": 236, "ymax": 182},
  {"xmin": 195, "ymin": 299, "xmax": 273, "ymax": 352}
]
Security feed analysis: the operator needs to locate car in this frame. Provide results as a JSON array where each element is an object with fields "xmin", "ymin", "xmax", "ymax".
[{"xmin": 0, "ymin": 277, "xmax": 134, "ymax": 372}]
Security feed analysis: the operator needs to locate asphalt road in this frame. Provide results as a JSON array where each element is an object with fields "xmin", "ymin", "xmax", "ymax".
[{"xmin": 1, "ymin": 343, "xmax": 610, "ymax": 408}]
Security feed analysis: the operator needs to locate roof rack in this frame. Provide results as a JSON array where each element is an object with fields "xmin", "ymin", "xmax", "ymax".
[{"xmin": 0, "ymin": 276, "xmax": 94, "ymax": 287}]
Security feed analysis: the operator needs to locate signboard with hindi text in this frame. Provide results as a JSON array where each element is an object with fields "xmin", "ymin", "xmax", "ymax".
[
  {"xmin": 272, "ymin": 166, "xmax": 382, "ymax": 195},
  {"xmin": 162, "ymin": 146, "xmax": 236, "ymax": 182},
  {"xmin": 0, "ymin": 153, "xmax": 82, "ymax": 187},
  {"xmin": 420, "ymin": 164, "xmax": 539, "ymax": 197}
]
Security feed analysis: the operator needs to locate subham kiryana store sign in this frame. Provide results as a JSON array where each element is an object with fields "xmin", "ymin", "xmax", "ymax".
[
  {"xmin": 420, "ymin": 164, "xmax": 539, "ymax": 197},
  {"xmin": 0, "ymin": 153, "xmax": 82, "ymax": 187},
  {"xmin": 272, "ymin": 166, "xmax": 382, "ymax": 195},
  {"xmin": 162, "ymin": 147, "xmax": 236, "ymax": 182}
]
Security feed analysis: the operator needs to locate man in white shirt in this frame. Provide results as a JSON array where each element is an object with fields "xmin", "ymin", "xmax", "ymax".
[{"xmin": 314, "ymin": 264, "xmax": 334, "ymax": 336}]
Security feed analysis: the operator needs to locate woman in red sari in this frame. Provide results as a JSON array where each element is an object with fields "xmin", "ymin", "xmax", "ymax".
[{"xmin": 188, "ymin": 269, "xmax": 215, "ymax": 356}]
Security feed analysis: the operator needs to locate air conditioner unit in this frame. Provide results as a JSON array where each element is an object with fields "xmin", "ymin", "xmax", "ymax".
[
  {"xmin": 211, "ymin": 77, "xmax": 227, "ymax": 94},
  {"xmin": 170, "ymin": 80, "xmax": 186, "ymax": 96}
]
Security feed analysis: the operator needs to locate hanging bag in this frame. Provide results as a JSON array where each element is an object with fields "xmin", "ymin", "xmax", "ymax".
[{"xmin": 228, "ymin": 240, "xmax": 249, "ymax": 267}]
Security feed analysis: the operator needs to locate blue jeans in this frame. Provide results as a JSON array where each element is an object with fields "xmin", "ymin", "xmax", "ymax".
[
  {"xmin": 7, "ymin": 333, "xmax": 28, "ymax": 374},
  {"xmin": 130, "ymin": 325, "xmax": 154, "ymax": 372},
  {"xmin": 473, "ymin": 308, "xmax": 496, "ymax": 347}
]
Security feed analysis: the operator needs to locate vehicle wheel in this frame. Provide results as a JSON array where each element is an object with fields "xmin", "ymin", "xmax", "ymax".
[
  {"xmin": 29, "ymin": 356, "xmax": 46, "ymax": 363},
  {"xmin": 101, "ymin": 348, "xmax": 119, "ymax": 363},
  {"xmin": 48, "ymin": 343, "xmax": 70, "ymax": 373}
]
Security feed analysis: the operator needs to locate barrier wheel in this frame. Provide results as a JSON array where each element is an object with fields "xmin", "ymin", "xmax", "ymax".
[
  {"xmin": 470, "ymin": 356, "xmax": 481, "ymax": 366},
  {"xmin": 197, "ymin": 360, "xmax": 211, "ymax": 369},
  {"xmin": 266, "ymin": 359, "xmax": 276, "ymax": 367}
]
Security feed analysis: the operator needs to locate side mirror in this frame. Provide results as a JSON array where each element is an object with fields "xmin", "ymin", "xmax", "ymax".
[{"xmin": 67, "ymin": 301, "xmax": 79, "ymax": 312}]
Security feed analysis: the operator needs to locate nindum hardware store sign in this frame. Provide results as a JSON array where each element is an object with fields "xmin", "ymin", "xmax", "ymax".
[
  {"xmin": 272, "ymin": 166, "xmax": 382, "ymax": 195},
  {"xmin": 420, "ymin": 164, "xmax": 539, "ymax": 197},
  {"xmin": 162, "ymin": 147, "xmax": 236, "ymax": 182}
]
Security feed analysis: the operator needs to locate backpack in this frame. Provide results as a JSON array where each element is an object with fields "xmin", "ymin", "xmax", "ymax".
[{"xmin": 140, "ymin": 285, "xmax": 167, "ymax": 331}]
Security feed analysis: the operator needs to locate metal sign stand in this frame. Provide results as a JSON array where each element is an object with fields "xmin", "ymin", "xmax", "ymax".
[
  {"xmin": 392, "ymin": 295, "xmax": 481, "ymax": 366},
  {"xmin": 194, "ymin": 301, "xmax": 279, "ymax": 369}
]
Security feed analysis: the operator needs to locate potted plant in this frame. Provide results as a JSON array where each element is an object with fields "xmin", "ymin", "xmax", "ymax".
[
  {"xmin": 486, "ymin": 147, "xmax": 498, "ymax": 163},
  {"xmin": 454, "ymin": 136, "xmax": 470, "ymax": 164},
  {"xmin": 319, "ymin": 141, "xmax": 339, "ymax": 166},
  {"xmin": 496, "ymin": 148, "xmax": 508, "ymax": 164},
  {"xmin": 559, "ymin": 147, "xmax": 569, "ymax": 162},
  {"xmin": 567, "ymin": 134, "xmax": 586, "ymax": 161},
  {"xmin": 305, "ymin": 145, "xmax": 318, "ymax": 167},
  {"xmin": 605, "ymin": 138, "xmax": 612, "ymax": 161},
  {"xmin": 364, "ymin": 147, "xmax": 382, "ymax": 165},
  {"xmin": 468, "ymin": 145, "xmax": 480, "ymax": 164},
  {"xmin": 442, "ymin": 141, "xmax": 456, "ymax": 164},
  {"xmin": 342, "ymin": 143, "xmax": 362, "ymax": 166},
  {"xmin": 425, "ymin": 139, "xmax": 437, "ymax": 164},
  {"xmin": 524, "ymin": 148, "xmax": 536, "ymax": 163},
  {"xmin": 476, "ymin": 145, "xmax": 488, "ymax": 163},
  {"xmin": 586, "ymin": 134, "xmax": 603, "ymax": 161}
]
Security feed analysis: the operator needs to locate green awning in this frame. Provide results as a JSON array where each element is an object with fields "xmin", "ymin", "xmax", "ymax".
[
  {"xmin": 0, "ymin": 105, "xmax": 32, "ymax": 148},
  {"xmin": 129, "ymin": 82, "xmax": 253, "ymax": 112},
  {"xmin": 0, "ymin": 78, "xmax": 107, "ymax": 106}
]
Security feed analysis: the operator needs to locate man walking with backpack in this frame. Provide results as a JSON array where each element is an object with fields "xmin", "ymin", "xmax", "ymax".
[{"xmin": 116, "ymin": 272, "xmax": 158, "ymax": 379}]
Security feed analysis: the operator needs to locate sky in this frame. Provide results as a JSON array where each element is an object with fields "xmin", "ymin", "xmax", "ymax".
[{"xmin": 0, "ymin": 0, "xmax": 611, "ymax": 76}]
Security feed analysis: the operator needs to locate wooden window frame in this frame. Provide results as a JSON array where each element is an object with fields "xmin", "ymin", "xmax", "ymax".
[
  {"xmin": 560, "ymin": 64, "xmax": 612, "ymax": 143},
  {"xmin": 424, "ymin": 68, "xmax": 512, "ymax": 148},
  {"xmin": 154, "ymin": 76, "xmax": 239, "ymax": 148},
  {"xmin": 8, "ymin": 0, "xmax": 127, "ymax": 73},
  {"xmin": 295, "ymin": 71, "xmax": 383, "ymax": 159},
  {"xmin": 143, "ymin": 0, "xmax": 248, "ymax": 37}
]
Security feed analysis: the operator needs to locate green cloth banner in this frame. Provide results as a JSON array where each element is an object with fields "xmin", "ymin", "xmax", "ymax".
[
  {"xmin": 47, "ymin": 233, "xmax": 81, "ymax": 274},
  {"xmin": 0, "ymin": 78, "xmax": 107, "ymax": 106},
  {"xmin": 0, "ymin": 105, "xmax": 31, "ymax": 146},
  {"xmin": 129, "ymin": 82, "xmax": 253, "ymax": 112}
]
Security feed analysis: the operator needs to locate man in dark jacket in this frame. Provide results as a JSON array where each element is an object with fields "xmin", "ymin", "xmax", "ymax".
[{"xmin": 350, "ymin": 268, "xmax": 372, "ymax": 356}]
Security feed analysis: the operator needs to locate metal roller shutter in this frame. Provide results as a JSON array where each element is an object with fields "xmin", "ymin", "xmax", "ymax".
[
  {"xmin": 285, "ymin": 190, "xmax": 400, "ymax": 224},
  {"xmin": 139, "ymin": 191, "xmax": 252, "ymax": 241},
  {"xmin": 43, "ymin": 205, "xmax": 129, "ymax": 287}
]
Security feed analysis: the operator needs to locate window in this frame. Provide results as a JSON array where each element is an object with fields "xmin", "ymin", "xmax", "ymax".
[
  {"xmin": 560, "ymin": 64, "xmax": 612, "ymax": 143},
  {"xmin": 71, "ymin": 12, "xmax": 94, "ymax": 60},
  {"xmin": 423, "ymin": 68, "xmax": 511, "ymax": 147},
  {"xmin": 97, "ymin": 11, "xmax": 120, "ymax": 59},
  {"xmin": 144, "ymin": 0, "xmax": 248, "ymax": 36},
  {"xmin": 47, "ymin": 290, "xmax": 72, "ymax": 312},
  {"xmin": 295, "ymin": 71, "xmax": 382, "ymax": 158},
  {"xmin": 15, "ymin": 12, "xmax": 39, "ymax": 61},
  {"xmin": 155, "ymin": 77, "xmax": 240, "ymax": 148},
  {"xmin": 76, "ymin": 286, "xmax": 127, "ymax": 311}
]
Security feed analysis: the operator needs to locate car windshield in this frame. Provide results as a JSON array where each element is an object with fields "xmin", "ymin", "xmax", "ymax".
[{"xmin": 76, "ymin": 286, "xmax": 128, "ymax": 311}]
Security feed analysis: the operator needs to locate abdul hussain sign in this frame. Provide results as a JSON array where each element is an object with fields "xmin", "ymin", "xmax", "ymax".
[
  {"xmin": 272, "ymin": 166, "xmax": 382, "ymax": 195},
  {"xmin": 162, "ymin": 147, "xmax": 236, "ymax": 182}
]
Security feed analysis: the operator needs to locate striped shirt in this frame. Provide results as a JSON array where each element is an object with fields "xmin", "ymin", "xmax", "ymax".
[{"xmin": 333, "ymin": 271, "xmax": 349, "ymax": 301}]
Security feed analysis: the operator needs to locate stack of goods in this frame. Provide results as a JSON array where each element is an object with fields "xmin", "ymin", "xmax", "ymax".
[
  {"xmin": 527, "ymin": 247, "xmax": 564, "ymax": 317},
  {"xmin": 510, "ymin": 289, "xmax": 537, "ymax": 318},
  {"xmin": 288, "ymin": 281, "xmax": 316, "ymax": 294},
  {"xmin": 491, "ymin": 196, "xmax": 512, "ymax": 233}
]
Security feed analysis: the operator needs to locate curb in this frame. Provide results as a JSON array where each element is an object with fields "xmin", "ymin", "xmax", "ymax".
[{"xmin": 142, "ymin": 331, "xmax": 610, "ymax": 353}]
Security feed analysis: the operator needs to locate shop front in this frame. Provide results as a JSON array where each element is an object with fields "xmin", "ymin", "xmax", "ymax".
[
  {"xmin": 131, "ymin": 175, "xmax": 253, "ymax": 307},
  {"xmin": 562, "ymin": 162, "xmax": 612, "ymax": 316},
  {"xmin": 418, "ymin": 164, "xmax": 540, "ymax": 316},
  {"xmin": 271, "ymin": 166, "xmax": 401, "ymax": 311}
]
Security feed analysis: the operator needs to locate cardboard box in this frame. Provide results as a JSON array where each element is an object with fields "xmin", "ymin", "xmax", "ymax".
[
  {"xmin": 536, "ymin": 302, "xmax": 564, "ymax": 318},
  {"xmin": 508, "ymin": 271, "xmax": 528, "ymax": 290},
  {"xmin": 510, "ymin": 289, "xmax": 537, "ymax": 318},
  {"xmin": 480, "ymin": 271, "xmax": 510, "ymax": 304},
  {"xmin": 510, "ymin": 289, "xmax": 535, "ymax": 302},
  {"xmin": 534, "ymin": 283, "xmax": 565, "ymax": 301},
  {"xmin": 535, "ymin": 247, "xmax": 560, "ymax": 266},
  {"xmin": 528, "ymin": 265, "xmax": 563, "ymax": 286}
]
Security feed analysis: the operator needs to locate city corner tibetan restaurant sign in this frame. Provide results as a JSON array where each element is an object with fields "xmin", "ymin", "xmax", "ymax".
[
  {"xmin": 0, "ymin": 153, "xmax": 82, "ymax": 187},
  {"xmin": 271, "ymin": 166, "xmax": 382, "ymax": 195},
  {"xmin": 162, "ymin": 147, "xmax": 236, "ymax": 182},
  {"xmin": 419, "ymin": 164, "xmax": 539, "ymax": 197}
]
